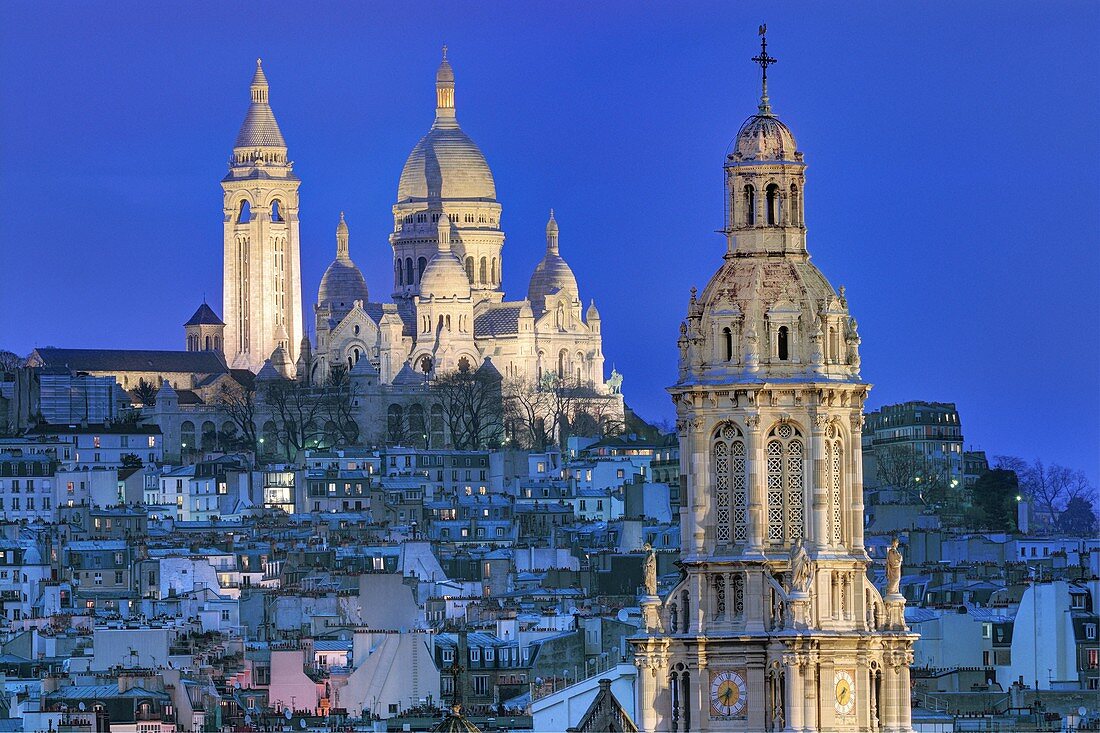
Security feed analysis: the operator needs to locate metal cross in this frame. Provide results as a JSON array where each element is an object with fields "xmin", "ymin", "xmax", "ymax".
[{"xmin": 751, "ymin": 24, "xmax": 777, "ymax": 114}]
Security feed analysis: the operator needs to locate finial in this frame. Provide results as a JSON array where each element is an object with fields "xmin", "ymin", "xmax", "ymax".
[
  {"xmin": 256, "ymin": 58, "xmax": 262, "ymax": 68},
  {"xmin": 442, "ymin": 44, "xmax": 448, "ymax": 61},
  {"xmin": 752, "ymin": 24, "xmax": 777, "ymax": 116},
  {"xmin": 340, "ymin": 211, "xmax": 345, "ymax": 221}
]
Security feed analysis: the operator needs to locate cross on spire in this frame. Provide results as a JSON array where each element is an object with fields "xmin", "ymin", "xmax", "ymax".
[
  {"xmin": 445, "ymin": 656, "xmax": 465, "ymax": 712},
  {"xmin": 442, "ymin": 44, "xmax": 448, "ymax": 61},
  {"xmin": 751, "ymin": 23, "xmax": 777, "ymax": 115}
]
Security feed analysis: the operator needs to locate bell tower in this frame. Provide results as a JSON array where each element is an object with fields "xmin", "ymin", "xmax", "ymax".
[
  {"xmin": 630, "ymin": 28, "xmax": 916, "ymax": 733},
  {"xmin": 222, "ymin": 59, "xmax": 304, "ymax": 373}
]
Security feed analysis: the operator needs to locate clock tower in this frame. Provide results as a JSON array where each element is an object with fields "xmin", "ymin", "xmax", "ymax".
[{"xmin": 630, "ymin": 28, "xmax": 917, "ymax": 733}]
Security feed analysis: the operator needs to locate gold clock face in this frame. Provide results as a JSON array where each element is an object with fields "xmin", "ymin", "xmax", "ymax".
[
  {"xmin": 710, "ymin": 669, "xmax": 747, "ymax": 718},
  {"xmin": 834, "ymin": 669, "xmax": 855, "ymax": 716}
]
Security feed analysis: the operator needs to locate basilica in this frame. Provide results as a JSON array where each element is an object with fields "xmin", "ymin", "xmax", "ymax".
[
  {"xmin": 211, "ymin": 52, "xmax": 614, "ymax": 401},
  {"xmin": 627, "ymin": 32, "xmax": 916, "ymax": 733}
]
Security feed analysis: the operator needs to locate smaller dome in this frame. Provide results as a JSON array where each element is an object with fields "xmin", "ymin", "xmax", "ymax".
[
  {"xmin": 420, "ymin": 251, "xmax": 471, "ymax": 299},
  {"xmin": 528, "ymin": 256, "xmax": 579, "ymax": 313},
  {"xmin": 421, "ymin": 217, "xmax": 471, "ymax": 299},
  {"xmin": 528, "ymin": 210, "xmax": 579, "ymax": 314},
  {"xmin": 318, "ymin": 213, "xmax": 370, "ymax": 312},
  {"xmin": 733, "ymin": 114, "xmax": 798, "ymax": 161}
]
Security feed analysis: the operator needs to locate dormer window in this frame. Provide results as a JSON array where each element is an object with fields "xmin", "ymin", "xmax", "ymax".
[
  {"xmin": 722, "ymin": 327, "xmax": 733, "ymax": 361},
  {"xmin": 778, "ymin": 326, "xmax": 790, "ymax": 360}
]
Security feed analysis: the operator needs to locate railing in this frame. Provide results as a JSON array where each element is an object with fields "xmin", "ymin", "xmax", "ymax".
[{"xmin": 530, "ymin": 652, "xmax": 628, "ymax": 702}]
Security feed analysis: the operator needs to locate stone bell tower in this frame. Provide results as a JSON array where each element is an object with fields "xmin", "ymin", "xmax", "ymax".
[
  {"xmin": 222, "ymin": 59, "xmax": 304, "ymax": 373},
  {"xmin": 630, "ymin": 28, "xmax": 916, "ymax": 733}
]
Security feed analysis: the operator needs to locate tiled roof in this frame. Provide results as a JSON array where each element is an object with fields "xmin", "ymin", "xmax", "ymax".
[
  {"xmin": 474, "ymin": 306, "xmax": 521, "ymax": 338},
  {"xmin": 31, "ymin": 348, "xmax": 228, "ymax": 375},
  {"xmin": 184, "ymin": 303, "xmax": 224, "ymax": 326}
]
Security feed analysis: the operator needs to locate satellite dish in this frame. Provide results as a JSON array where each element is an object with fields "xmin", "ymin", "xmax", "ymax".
[
  {"xmin": 300, "ymin": 719, "xmax": 307, "ymax": 729},
  {"xmin": 244, "ymin": 715, "xmax": 252, "ymax": 725},
  {"xmin": 233, "ymin": 680, "xmax": 241, "ymax": 689},
  {"xmin": 78, "ymin": 702, "xmax": 86, "ymax": 712},
  {"xmin": 285, "ymin": 708, "xmax": 293, "ymax": 720},
  {"xmin": 1080, "ymin": 707, "xmax": 1088, "ymax": 717}
]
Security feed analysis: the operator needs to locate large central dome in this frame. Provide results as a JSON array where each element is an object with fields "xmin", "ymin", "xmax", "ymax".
[
  {"xmin": 396, "ymin": 50, "xmax": 496, "ymax": 203},
  {"xmin": 397, "ymin": 127, "xmax": 496, "ymax": 202}
]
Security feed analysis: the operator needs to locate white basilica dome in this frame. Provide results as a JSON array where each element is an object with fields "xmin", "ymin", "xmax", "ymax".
[{"xmin": 396, "ymin": 54, "xmax": 496, "ymax": 203}]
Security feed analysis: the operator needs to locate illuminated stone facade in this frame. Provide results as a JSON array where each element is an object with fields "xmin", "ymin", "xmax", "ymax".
[{"xmin": 629, "ymin": 36, "xmax": 917, "ymax": 733}]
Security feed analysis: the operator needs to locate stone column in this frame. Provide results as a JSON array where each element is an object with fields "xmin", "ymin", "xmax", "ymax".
[
  {"xmin": 849, "ymin": 412, "xmax": 867, "ymax": 553},
  {"xmin": 810, "ymin": 414, "xmax": 830, "ymax": 550},
  {"xmin": 723, "ymin": 573, "xmax": 732, "ymax": 623},
  {"xmin": 898, "ymin": 651, "xmax": 913, "ymax": 732},
  {"xmin": 745, "ymin": 413, "xmax": 765, "ymax": 552},
  {"xmin": 881, "ymin": 656, "xmax": 898, "ymax": 733},
  {"xmin": 804, "ymin": 657, "xmax": 819, "ymax": 731},
  {"xmin": 689, "ymin": 417, "xmax": 708, "ymax": 558},
  {"xmin": 783, "ymin": 654, "xmax": 803, "ymax": 732},
  {"xmin": 692, "ymin": 655, "xmax": 708, "ymax": 733},
  {"xmin": 635, "ymin": 656, "xmax": 659, "ymax": 733}
]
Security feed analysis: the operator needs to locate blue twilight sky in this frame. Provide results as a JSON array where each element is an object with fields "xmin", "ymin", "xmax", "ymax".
[{"xmin": 1, "ymin": 2, "xmax": 1097, "ymax": 481}]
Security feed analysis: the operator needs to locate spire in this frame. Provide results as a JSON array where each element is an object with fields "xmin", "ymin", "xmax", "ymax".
[
  {"xmin": 234, "ymin": 58, "xmax": 287, "ymax": 150},
  {"xmin": 250, "ymin": 58, "xmax": 269, "ymax": 104},
  {"xmin": 751, "ymin": 24, "xmax": 777, "ymax": 116},
  {"xmin": 435, "ymin": 45, "xmax": 457, "ymax": 126},
  {"xmin": 546, "ymin": 209, "xmax": 559, "ymax": 254},
  {"xmin": 336, "ymin": 211, "xmax": 349, "ymax": 259}
]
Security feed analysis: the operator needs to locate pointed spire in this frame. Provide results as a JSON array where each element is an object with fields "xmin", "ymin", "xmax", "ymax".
[
  {"xmin": 435, "ymin": 45, "xmax": 457, "ymax": 126},
  {"xmin": 250, "ymin": 58, "xmax": 269, "ymax": 104},
  {"xmin": 751, "ymin": 24, "xmax": 777, "ymax": 116},
  {"xmin": 336, "ymin": 211, "xmax": 349, "ymax": 259},
  {"xmin": 234, "ymin": 58, "xmax": 287, "ymax": 151},
  {"xmin": 546, "ymin": 209, "xmax": 559, "ymax": 254}
]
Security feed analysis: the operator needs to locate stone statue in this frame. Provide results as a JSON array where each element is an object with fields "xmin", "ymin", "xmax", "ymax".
[
  {"xmin": 643, "ymin": 543, "xmax": 658, "ymax": 597},
  {"xmin": 789, "ymin": 537, "xmax": 813, "ymax": 594},
  {"xmin": 885, "ymin": 537, "xmax": 903, "ymax": 596}
]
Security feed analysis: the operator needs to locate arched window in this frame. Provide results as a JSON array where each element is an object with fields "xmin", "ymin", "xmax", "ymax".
[
  {"xmin": 491, "ymin": 257, "xmax": 499, "ymax": 285},
  {"xmin": 352, "ymin": 347, "xmax": 361, "ymax": 364},
  {"xmin": 271, "ymin": 200, "xmax": 282, "ymax": 222},
  {"xmin": 713, "ymin": 423, "xmax": 748, "ymax": 545},
  {"xmin": 386, "ymin": 404, "xmax": 404, "ymax": 444},
  {"xmin": 828, "ymin": 326, "xmax": 839, "ymax": 364},
  {"xmin": 237, "ymin": 200, "xmax": 251, "ymax": 223},
  {"xmin": 765, "ymin": 423, "xmax": 805, "ymax": 544},
  {"xmin": 789, "ymin": 183, "xmax": 800, "ymax": 226},
  {"xmin": 445, "ymin": 314, "xmax": 451, "ymax": 331},
  {"xmin": 201, "ymin": 421, "xmax": 216, "ymax": 451},
  {"xmin": 180, "ymin": 421, "xmax": 196, "ymax": 452},
  {"xmin": 479, "ymin": 257, "xmax": 488, "ymax": 284},
  {"xmin": 766, "ymin": 184, "xmax": 780, "ymax": 226},
  {"xmin": 408, "ymin": 404, "xmax": 426, "ymax": 448},
  {"xmin": 778, "ymin": 326, "xmax": 790, "ymax": 361},
  {"xmin": 465, "ymin": 257, "xmax": 474, "ymax": 283},
  {"xmin": 558, "ymin": 349, "xmax": 567, "ymax": 379},
  {"xmin": 679, "ymin": 590, "xmax": 690, "ymax": 633},
  {"xmin": 405, "ymin": 258, "xmax": 414, "ymax": 287},
  {"xmin": 204, "ymin": 336, "xmax": 211, "ymax": 350},
  {"xmin": 826, "ymin": 423, "xmax": 844, "ymax": 546},
  {"xmin": 418, "ymin": 257, "xmax": 427, "ymax": 283},
  {"xmin": 722, "ymin": 327, "xmax": 733, "ymax": 362},
  {"xmin": 743, "ymin": 185, "xmax": 755, "ymax": 226},
  {"xmin": 214, "ymin": 336, "xmax": 221, "ymax": 351},
  {"xmin": 396, "ymin": 261, "xmax": 403, "ymax": 287}
]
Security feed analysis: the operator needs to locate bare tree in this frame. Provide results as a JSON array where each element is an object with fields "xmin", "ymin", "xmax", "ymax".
[
  {"xmin": 997, "ymin": 456, "xmax": 1095, "ymax": 529},
  {"xmin": 0, "ymin": 350, "xmax": 24, "ymax": 373},
  {"xmin": 434, "ymin": 367, "xmax": 503, "ymax": 450},
  {"xmin": 503, "ymin": 374, "xmax": 620, "ymax": 450},
  {"xmin": 214, "ymin": 380, "xmax": 259, "ymax": 459},
  {"xmin": 262, "ymin": 379, "xmax": 330, "ymax": 461},
  {"xmin": 871, "ymin": 443, "xmax": 949, "ymax": 506}
]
